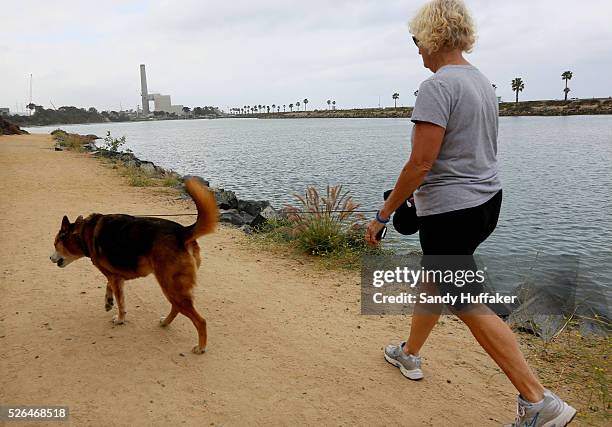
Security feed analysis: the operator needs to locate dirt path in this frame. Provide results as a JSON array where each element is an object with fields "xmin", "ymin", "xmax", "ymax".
[{"xmin": 0, "ymin": 134, "xmax": 521, "ymax": 426}]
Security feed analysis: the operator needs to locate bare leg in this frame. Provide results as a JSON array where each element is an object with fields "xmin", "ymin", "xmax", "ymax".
[
  {"xmin": 457, "ymin": 306, "xmax": 545, "ymax": 402},
  {"xmin": 406, "ymin": 281, "xmax": 442, "ymax": 355}
]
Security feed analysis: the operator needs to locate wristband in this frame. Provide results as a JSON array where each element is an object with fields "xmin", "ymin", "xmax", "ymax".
[{"xmin": 375, "ymin": 210, "xmax": 390, "ymax": 224}]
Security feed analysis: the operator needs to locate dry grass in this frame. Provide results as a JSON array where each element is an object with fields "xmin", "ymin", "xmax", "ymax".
[
  {"xmin": 520, "ymin": 329, "xmax": 610, "ymax": 425},
  {"xmin": 251, "ymin": 185, "xmax": 387, "ymax": 269}
]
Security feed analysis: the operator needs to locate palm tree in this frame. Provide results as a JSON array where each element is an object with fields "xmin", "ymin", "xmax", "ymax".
[
  {"xmin": 296, "ymin": 101, "xmax": 301, "ymax": 111},
  {"xmin": 332, "ymin": 100, "xmax": 336, "ymax": 110},
  {"xmin": 182, "ymin": 106, "xmax": 191, "ymax": 117},
  {"xmin": 266, "ymin": 106, "xmax": 270, "ymax": 113},
  {"xmin": 327, "ymin": 99, "xmax": 331, "ymax": 110},
  {"xmin": 392, "ymin": 92, "xmax": 400, "ymax": 108},
  {"xmin": 283, "ymin": 104, "xmax": 286, "ymax": 112},
  {"xmin": 277, "ymin": 106, "xmax": 280, "ymax": 113},
  {"xmin": 561, "ymin": 71, "xmax": 573, "ymax": 101},
  {"xmin": 511, "ymin": 78, "xmax": 525, "ymax": 103},
  {"xmin": 289, "ymin": 103, "xmax": 294, "ymax": 112},
  {"xmin": 303, "ymin": 99, "xmax": 308, "ymax": 111},
  {"xmin": 272, "ymin": 104, "xmax": 276, "ymax": 113}
]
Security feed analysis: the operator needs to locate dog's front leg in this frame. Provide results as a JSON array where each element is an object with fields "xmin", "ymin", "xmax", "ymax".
[
  {"xmin": 105, "ymin": 282, "xmax": 114, "ymax": 312},
  {"xmin": 110, "ymin": 278, "xmax": 127, "ymax": 325}
]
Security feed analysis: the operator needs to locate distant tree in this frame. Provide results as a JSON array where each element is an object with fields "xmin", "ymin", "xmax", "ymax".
[
  {"xmin": 88, "ymin": 107, "xmax": 98, "ymax": 114},
  {"xmin": 267, "ymin": 106, "xmax": 270, "ymax": 113},
  {"xmin": 562, "ymin": 71, "xmax": 573, "ymax": 101},
  {"xmin": 289, "ymin": 103, "xmax": 294, "ymax": 112},
  {"xmin": 414, "ymin": 90, "xmax": 419, "ymax": 97},
  {"xmin": 511, "ymin": 78, "xmax": 525, "ymax": 103},
  {"xmin": 327, "ymin": 99, "xmax": 331, "ymax": 109},
  {"xmin": 277, "ymin": 105, "xmax": 280, "ymax": 113},
  {"xmin": 392, "ymin": 92, "xmax": 400, "ymax": 108},
  {"xmin": 283, "ymin": 104, "xmax": 286, "ymax": 112},
  {"xmin": 182, "ymin": 106, "xmax": 191, "ymax": 116},
  {"xmin": 303, "ymin": 98, "xmax": 308, "ymax": 111},
  {"xmin": 332, "ymin": 100, "xmax": 336, "ymax": 109},
  {"xmin": 272, "ymin": 104, "xmax": 276, "ymax": 113},
  {"xmin": 296, "ymin": 101, "xmax": 301, "ymax": 110}
]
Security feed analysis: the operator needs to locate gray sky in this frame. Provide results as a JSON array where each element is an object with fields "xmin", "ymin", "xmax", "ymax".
[{"xmin": 2, "ymin": 0, "xmax": 611, "ymax": 112}]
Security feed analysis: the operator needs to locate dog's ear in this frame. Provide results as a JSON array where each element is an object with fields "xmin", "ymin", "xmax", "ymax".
[
  {"xmin": 61, "ymin": 215, "xmax": 70, "ymax": 232},
  {"xmin": 75, "ymin": 215, "xmax": 84, "ymax": 223}
]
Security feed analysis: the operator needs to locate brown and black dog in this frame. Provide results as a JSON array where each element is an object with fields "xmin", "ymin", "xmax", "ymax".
[{"xmin": 50, "ymin": 178, "xmax": 218, "ymax": 354}]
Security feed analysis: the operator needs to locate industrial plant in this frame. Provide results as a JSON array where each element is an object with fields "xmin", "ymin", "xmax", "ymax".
[{"xmin": 139, "ymin": 64, "xmax": 184, "ymax": 116}]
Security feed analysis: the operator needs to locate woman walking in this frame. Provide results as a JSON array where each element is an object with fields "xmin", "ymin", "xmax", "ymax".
[{"xmin": 365, "ymin": 1, "xmax": 575, "ymax": 425}]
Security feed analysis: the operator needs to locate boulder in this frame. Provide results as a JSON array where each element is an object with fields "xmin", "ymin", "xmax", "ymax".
[
  {"xmin": 139, "ymin": 161, "xmax": 157, "ymax": 175},
  {"xmin": 213, "ymin": 188, "xmax": 238, "ymax": 209},
  {"xmin": 237, "ymin": 199, "xmax": 271, "ymax": 217},
  {"xmin": 219, "ymin": 209, "xmax": 246, "ymax": 226},
  {"xmin": 250, "ymin": 206, "xmax": 279, "ymax": 228}
]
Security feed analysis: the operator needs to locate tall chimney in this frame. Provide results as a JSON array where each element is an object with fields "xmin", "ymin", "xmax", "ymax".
[{"xmin": 140, "ymin": 64, "xmax": 150, "ymax": 115}]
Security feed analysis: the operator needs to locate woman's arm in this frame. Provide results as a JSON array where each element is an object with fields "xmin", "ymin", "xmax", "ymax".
[{"xmin": 365, "ymin": 121, "xmax": 446, "ymax": 245}]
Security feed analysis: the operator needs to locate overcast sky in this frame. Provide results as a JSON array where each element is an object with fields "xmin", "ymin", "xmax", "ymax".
[{"xmin": 2, "ymin": 0, "xmax": 611, "ymax": 112}]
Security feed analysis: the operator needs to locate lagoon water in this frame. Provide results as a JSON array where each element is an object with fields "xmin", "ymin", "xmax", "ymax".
[{"xmin": 27, "ymin": 116, "xmax": 612, "ymax": 317}]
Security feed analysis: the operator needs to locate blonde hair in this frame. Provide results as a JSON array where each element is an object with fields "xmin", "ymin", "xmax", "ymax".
[{"xmin": 409, "ymin": 0, "xmax": 477, "ymax": 54}]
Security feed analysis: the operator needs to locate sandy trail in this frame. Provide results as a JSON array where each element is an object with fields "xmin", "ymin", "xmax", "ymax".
[{"xmin": 1, "ymin": 134, "xmax": 519, "ymax": 426}]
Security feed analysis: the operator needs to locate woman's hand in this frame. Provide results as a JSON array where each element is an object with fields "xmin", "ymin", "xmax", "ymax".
[{"xmin": 365, "ymin": 219, "xmax": 386, "ymax": 246}]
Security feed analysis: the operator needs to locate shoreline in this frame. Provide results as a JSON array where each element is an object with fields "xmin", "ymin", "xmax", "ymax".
[
  {"xmin": 1, "ymin": 133, "xmax": 609, "ymax": 425},
  {"xmin": 9, "ymin": 98, "xmax": 612, "ymax": 128}
]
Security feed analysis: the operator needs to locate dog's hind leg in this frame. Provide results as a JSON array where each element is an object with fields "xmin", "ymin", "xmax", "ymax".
[
  {"xmin": 159, "ymin": 305, "xmax": 179, "ymax": 327},
  {"xmin": 105, "ymin": 282, "xmax": 114, "ymax": 312},
  {"xmin": 109, "ymin": 277, "xmax": 127, "ymax": 325},
  {"xmin": 158, "ymin": 272, "xmax": 207, "ymax": 354},
  {"xmin": 174, "ymin": 296, "xmax": 207, "ymax": 354}
]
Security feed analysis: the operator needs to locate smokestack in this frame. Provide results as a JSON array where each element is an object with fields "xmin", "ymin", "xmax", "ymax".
[{"xmin": 140, "ymin": 64, "xmax": 150, "ymax": 115}]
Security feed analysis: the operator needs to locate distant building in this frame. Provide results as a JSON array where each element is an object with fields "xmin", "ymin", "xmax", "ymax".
[
  {"xmin": 150, "ymin": 94, "xmax": 184, "ymax": 115},
  {"xmin": 139, "ymin": 64, "xmax": 185, "ymax": 116},
  {"xmin": 0, "ymin": 108, "xmax": 9, "ymax": 117}
]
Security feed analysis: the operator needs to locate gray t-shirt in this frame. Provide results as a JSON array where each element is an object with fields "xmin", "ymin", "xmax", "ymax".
[{"xmin": 410, "ymin": 64, "xmax": 502, "ymax": 216}]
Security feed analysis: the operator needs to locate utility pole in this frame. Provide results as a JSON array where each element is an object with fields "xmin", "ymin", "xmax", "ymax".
[{"xmin": 29, "ymin": 74, "xmax": 33, "ymax": 116}]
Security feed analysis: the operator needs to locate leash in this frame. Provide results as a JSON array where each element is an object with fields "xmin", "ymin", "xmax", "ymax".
[{"xmin": 135, "ymin": 209, "xmax": 379, "ymax": 217}]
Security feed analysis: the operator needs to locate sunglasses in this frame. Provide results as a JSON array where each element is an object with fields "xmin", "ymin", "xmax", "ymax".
[{"xmin": 412, "ymin": 36, "xmax": 419, "ymax": 47}]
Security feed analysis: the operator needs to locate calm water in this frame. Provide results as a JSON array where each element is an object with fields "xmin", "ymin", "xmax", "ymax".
[{"xmin": 27, "ymin": 116, "xmax": 612, "ymax": 316}]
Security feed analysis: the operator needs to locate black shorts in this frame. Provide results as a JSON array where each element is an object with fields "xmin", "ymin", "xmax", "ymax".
[{"xmin": 417, "ymin": 190, "xmax": 502, "ymax": 311}]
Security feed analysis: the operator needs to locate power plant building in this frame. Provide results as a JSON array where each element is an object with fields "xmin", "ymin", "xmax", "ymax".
[{"xmin": 140, "ymin": 64, "xmax": 184, "ymax": 116}]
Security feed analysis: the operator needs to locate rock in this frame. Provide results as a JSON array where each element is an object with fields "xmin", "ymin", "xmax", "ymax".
[
  {"xmin": 213, "ymin": 188, "xmax": 238, "ymax": 209},
  {"xmin": 139, "ymin": 161, "xmax": 157, "ymax": 175},
  {"xmin": 506, "ymin": 284, "xmax": 566, "ymax": 340},
  {"xmin": 237, "ymin": 200, "xmax": 270, "ymax": 217},
  {"xmin": 240, "ymin": 225, "xmax": 254, "ymax": 235},
  {"xmin": 250, "ymin": 206, "xmax": 279, "ymax": 228},
  {"xmin": 54, "ymin": 145, "xmax": 63, "ymax": 151},
  {"xmin": 219, "ymin": 209, "xmax": 246, "ymax": 226}
]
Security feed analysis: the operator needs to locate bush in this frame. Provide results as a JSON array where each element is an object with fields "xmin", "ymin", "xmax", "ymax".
[{"xmin": 102, "ymin": 131, "xmax": 130, "ymax": 153}]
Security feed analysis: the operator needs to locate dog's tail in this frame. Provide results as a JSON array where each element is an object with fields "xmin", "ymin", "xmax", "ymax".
[{"xmin": 183, "ymin": 177, "xmax": 219, "ymax": 243}]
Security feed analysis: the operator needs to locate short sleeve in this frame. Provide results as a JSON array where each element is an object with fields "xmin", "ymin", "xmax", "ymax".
[{"xmin": 410, "ymin": 79, "xmax": 452, "ymax": 129}]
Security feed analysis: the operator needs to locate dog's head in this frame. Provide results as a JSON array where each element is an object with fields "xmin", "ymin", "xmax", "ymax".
[{"xmin": 50, "ymin": 215, "xmax": 85, "ymax": 268}]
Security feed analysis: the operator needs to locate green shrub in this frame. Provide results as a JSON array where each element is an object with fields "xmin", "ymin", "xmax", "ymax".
[{"xmin": 102, "ymin": 131, "xmax": 130, "ymax": 153}]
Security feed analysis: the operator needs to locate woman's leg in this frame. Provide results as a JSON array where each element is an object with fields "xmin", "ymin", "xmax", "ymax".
[
  {"xmin": 405, "ymin": 280, "xmax": 442, "ymax": 355},
  {"xmin": 457, "ymin": 306, "xmax": 545, "ymax": 402}
]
